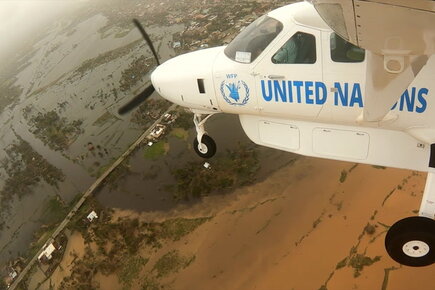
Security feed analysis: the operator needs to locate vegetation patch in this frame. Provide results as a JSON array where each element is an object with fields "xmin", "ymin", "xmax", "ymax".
[
  {"xmin": 348, "ymin": 254, "xmax": 381, "ymax": 277},
  {"xmin": 143, "ymin": 141, "xmax": 167, "ymax": 160},
  {"xmin": 172, "ymin": 143, "xmax": 260, "ymax": 200},
  {"xmin": 339, "ymin": 170, "xmax": 347, "ymax": 183},
  {"xmin": 64, "ymin": 204, "xmax": 208, "ymax": 288},
  {"xmin": 118, "ymin": 256, "xmax": 149, "ymax": 288},
  {"xmin": 153, "ymin": 250, "xmax": 195, "ymax": 277},
  {"xmin": 370, "ymin": 210, "xmax": 378, "ymax": 220},
  {"xmin": 336, "ymin": 257, "xmax": 347, "ymax": 270},
  {"xmin": 364, "ymin": 223, "xmax": 376, "ymax": 235},
  {"xmin": 0, "ymin": 137, "xmax": 65, "ymax": 212},
  {"xmin": 313, "ymin": 217, "xmax": 322, "ymax": 228},
  {"xmin": 72, "ymin": 39, "xmax": 141, "ymax": 77},
  {"xmin": 141, "ymin": 276, "xmax": 160, "ymax": 290},
  {"xmin": 39, "ymin": 196, "xmax": 67, "ymax": 226},
  {"xmin": 92, "ymin": 111, "xmax": 119, "ymax": 126},
  {"xmin": 131, "ymin": 99, "xmax": 171, "ymax": 127},
  {"xmin": 382, "ymin": 189, "xmax": 396, "ymax": 206},
  {"xmin": 29, "ymin": 110, "xmax": 83, "ymax": 151},
  {"xmin": 0, "ymin": 279, "xmax": 7, "ymax": 290},
  {"xmin": 170, "ymin": 128, "xmax": 189, "ymax": 140},
  {"xmin": 120, "ymin": 55, "xmax": 155, "ymax": 92},
  {"xmin": 173, "ymin": 110, "xmax": 194, "ymax": 130},
  {"xmin": 158, "ymin": 217, "xmax": 210, "ymax": 241}
]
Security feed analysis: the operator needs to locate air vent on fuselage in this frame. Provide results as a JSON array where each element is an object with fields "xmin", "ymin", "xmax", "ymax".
[{"xmin": 197, "ymin": 79, "xmax": 205, "ymax": 94}]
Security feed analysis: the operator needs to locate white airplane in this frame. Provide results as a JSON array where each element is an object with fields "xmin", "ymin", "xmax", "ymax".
[{"xmin": 119, "ymin": 1, "xmax": 435, "ymax": 267}]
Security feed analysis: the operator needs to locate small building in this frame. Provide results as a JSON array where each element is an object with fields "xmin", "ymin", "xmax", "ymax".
[
  {"xmin": 163, "ymin": 113, "xmax": 177, "ymax": 124},
  {"xmin": 203, "ymin": 162, "xmax": 211, "ymax": 169},
  {"xmin": 38, "ymin": 243, "xmax": 56, "ymax": 262},
  {"xmin": 172, "ymin": 41, "xmax": 181, "ymax": 48},
  {"xmin": 8, "ymin": 270, "xmax": 17, "ymax": 280},
  {"xmin": 87, "ymin": 210, "xmax": 98, "ymax": 222},
  {"xmin": 5, "ymin": 268, "xmax": 18, "ymax": 286},
  {"xmin": 150, "ymin": 124, "xmax": 166, "ymax": 139}
]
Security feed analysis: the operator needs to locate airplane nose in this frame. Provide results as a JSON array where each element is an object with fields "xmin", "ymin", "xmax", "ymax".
[
  {"xmin": 151, "ymin": 47, "xmax": 223, "ymax": 111},
  {"xmin": 150, "ymin": 61, "xmax": 178, "ymax": 103}
]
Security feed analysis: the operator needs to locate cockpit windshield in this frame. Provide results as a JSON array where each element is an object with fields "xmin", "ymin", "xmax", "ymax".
[{"xmin": 224, "ymin": 15, "xmax": 283, "ymax": 64}]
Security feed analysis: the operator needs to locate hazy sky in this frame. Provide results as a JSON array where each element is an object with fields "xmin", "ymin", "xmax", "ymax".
[{"xmin": 0, "ymin": 0, "xmax": 88, "ymax": 63}]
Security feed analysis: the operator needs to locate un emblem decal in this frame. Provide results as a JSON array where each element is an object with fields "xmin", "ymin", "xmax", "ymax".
[{"xmin": 220, "ymin": 78, "xmax": 250, "ymax": 106}]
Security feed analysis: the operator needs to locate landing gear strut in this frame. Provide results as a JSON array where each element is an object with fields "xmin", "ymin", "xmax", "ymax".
[{"xmin": 193, "ymin": 113, "xmax": 216, "ymax": 159}]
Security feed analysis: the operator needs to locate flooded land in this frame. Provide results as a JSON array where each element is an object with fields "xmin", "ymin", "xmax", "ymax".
[
  {"xmin": 2, "ymin": 0, "xmax": 435, "ymax": 289},
  {"xmin": 0, "ymin": 0, "xmax": 292, "ymax": 287}
]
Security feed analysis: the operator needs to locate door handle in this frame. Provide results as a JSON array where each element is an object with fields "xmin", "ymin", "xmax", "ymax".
[{"xmin": 268, "ymin": 75, "xmax": 285, "ymax": 79}]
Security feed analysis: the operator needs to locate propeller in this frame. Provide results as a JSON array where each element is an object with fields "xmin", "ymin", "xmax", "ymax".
[
  {"xmin": 118, "ymin": 19, "xmax": 160, "ymax": 115},
  {"xmin": 118, "ymin": 85, "xmax": 156, "ymax": 115}
]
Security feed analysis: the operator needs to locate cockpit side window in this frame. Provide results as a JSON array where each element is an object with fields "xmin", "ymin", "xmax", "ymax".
[
  {"xmin": 272, "ymin": 32, "xmax": 316, "ymax": 64},
  {"xmin": 330, "ymin": 33, "xmax": 365, "ymax": 62},
  {"xmin": 224, "ymin": 15, "xmax": 283, "ymax": 64}
]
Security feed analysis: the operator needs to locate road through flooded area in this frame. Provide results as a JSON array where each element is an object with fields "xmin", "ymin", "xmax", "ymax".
[{"xmin": 0, "ymin": 7, "xmax": 185, "ymax": 267}]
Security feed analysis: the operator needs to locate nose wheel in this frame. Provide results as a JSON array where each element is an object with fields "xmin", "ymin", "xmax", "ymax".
[
  {"xmin": 193, "ymin": 113, "xmax": 216, "ymax": 159},
  {"xmin": 385, "ymin": 216, "xmax": 435, "ymax": 267}
]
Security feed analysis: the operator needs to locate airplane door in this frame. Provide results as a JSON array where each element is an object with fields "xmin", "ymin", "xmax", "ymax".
[
  {"xmin": 253, "ymin": 28, "xmax": 323, "ymax": 118},
  {"xmin": 318, "ymin": 31, "xmax": 367, "ymax": 121}
]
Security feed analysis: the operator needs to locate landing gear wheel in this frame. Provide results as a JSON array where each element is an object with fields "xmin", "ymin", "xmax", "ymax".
[
  {"xmin": 385, "ymin": 216, "xmax": 435, "ymax": 267},
  {"xmin": 193, "ymin": 135, "xmax": 216, "ymax": 159}
]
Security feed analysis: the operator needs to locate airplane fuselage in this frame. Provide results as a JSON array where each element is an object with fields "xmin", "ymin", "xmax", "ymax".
[{"xmin": 151, "ymin": 2, "xmax": 435, "ymax": 173}]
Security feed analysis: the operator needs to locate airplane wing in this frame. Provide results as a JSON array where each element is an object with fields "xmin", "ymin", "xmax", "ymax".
[{"xmin": 309, "ymin": 0, "xmax": 435, "ymax": 122}]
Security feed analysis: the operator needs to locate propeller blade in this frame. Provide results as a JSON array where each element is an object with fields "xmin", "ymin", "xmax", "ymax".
[
  {"xmin": 132, "ymin": 19, "xmax": 160, "ymax": 65},
  {"xmin": 118, "ymin": 85, "xmax": 155, "ymax": 115},
  {"xmin": 117, "ymin": 20, "xmax": 160, "ymax": 115}
]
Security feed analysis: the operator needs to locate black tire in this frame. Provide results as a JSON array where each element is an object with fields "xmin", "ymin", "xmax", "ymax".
[
  {"xmin": 193, "ymin": 135, "xmax": 216, "ymax": 159},
  {"xmin": 385, "ymin": 216, "xmax": 435, "ymax": 267}
]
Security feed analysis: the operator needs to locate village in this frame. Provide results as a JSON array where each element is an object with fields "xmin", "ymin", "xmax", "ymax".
[
  {"xmin": 2, "ymin": 211, "xmax": 96, "ymax": 288},
  {"xmin": 2, "ymin": 106, "xmax": 179, "ymax": 288},
  {"xmin": 88, "ymin": 0, "xmax": 288, "ymax": 53}
]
